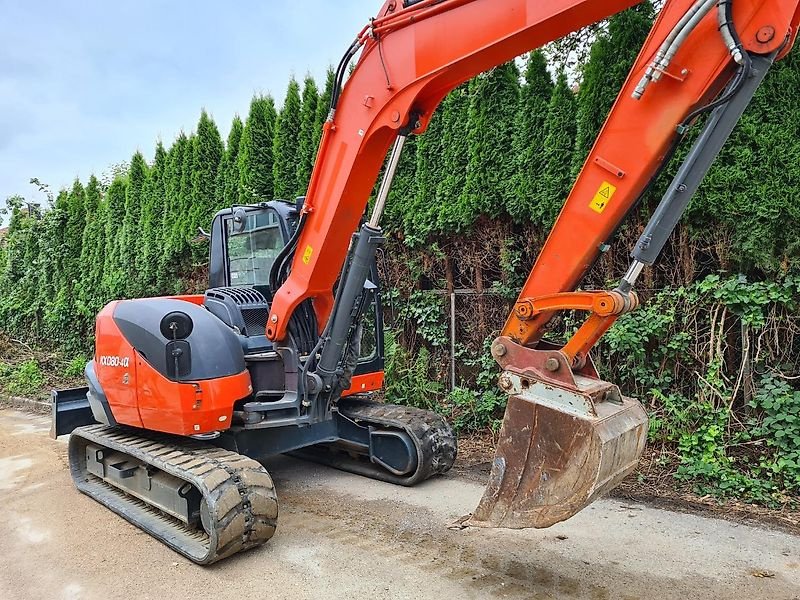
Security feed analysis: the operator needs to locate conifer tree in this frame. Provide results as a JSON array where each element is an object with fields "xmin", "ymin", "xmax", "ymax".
[
  {"xmin": 139, "ymin": 143, "xmax": 167, "ymax": 293},
  {"xmin": 689, "ymin": 47, "xmax": 800, "ymax": 274},
  {"xmin": 163, "ymin": 133, "xmax": 197, "ymax": 280},
  {"xmin": 407, "ymin": 101, "xmax": 446, "ymax": 240},
  {"xmin": 239, "ymin": 95, "xmax": 277, "ymax": 202},
  {"xmin": 120, "ymin": 152, "xmax": 148, "ymax": 296},
  {"xmin": 77, "ymin": 175, "xmax": 105, "ymax": 321},
  {"xmin": 571, "ymin": 3, "xmax": 654, "ymax": 175},
  {"xmin": 102, "ymin": 177, "xmax": 128, "ymax": 298},
  {"xmin": 42, "ymin": 181, "xmax": 86, "ymax": 342},
  {"xmin": 538, "ymin": 71, "xmax": 577, "ymax": 229},
  {"xmin": 157, "ymin": 133, "xmax": 188, "ymax": 291},
  {"xmin": 510, "ymin": 51, "xmax": 554, "ymax": 222},
  {"xmin": 312, "ymin": 68, "xmax": 335, "ymax": 156},
  {"xmin": 190, "ymin": 111, "xmax": 223, "ymax": 261},
  {"xmin": 384, "ymin": 136, "xmax": 418, "ymax": 234},
  {"xmin": 297, "ymin": 75, "xmax": 320, "ymax": 194},
  {"xmin": 435, "ymin": 84, "xmax": 471, "ymax": 233},
  {"xmin": 273, "ymin": 79, "xmax": 303, "ymax": 199},
  {"xmin": 460, "ymin": 62, "xmax": 520, "ymax": 227},
  {"xmin": 38, "ymin": 190, "xmax": 69, "ymax": 309},
  {"xmin": 218, "ymin": 116, "xmax": 244, "ymax": 208},
  {"xmin": 0, "ymin": 199, "xmax": 43, "ymax": 334},
  {"xmin": 63, "ymin": 179, "xmax": 87, "ymax": 294}
]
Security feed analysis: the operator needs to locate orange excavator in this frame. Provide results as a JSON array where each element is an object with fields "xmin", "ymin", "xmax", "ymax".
[{"xmin": 52, "ymin": 0, "xmax": 800, "ymax": 563}]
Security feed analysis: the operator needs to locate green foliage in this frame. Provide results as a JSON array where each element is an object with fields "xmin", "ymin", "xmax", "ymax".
[
  {"xmin": 158, "ymin": 133, "xmax": 189, "ymax": 291},
  {"xmin": 218, "ymin": 116, "xmax": 244, "ymax": 208},
  {"xmin": 65, "ymin": 355, "xmax": 88, "ymax": 378},
  {"xmin": 0, "ymin": 359, "xmax": 44, "ymax": 396},
  {"xmin": 749, "ymin": 375, "xmax": 800, "ymax": 493},
  {"xmin": 448, "ymin": 387, "xmax": 506, "ymax": 433},
  {"xmin": 537, "ymin": 71, "xmax": 577, "ymax": 228},
  {"xmin": 687, "ymin": 47, "xmax": 800, "ymax": 275},
  {"xmin": 296, "ymin": 76, "xmax": 320, "ymax": 194},
  {"xmin": 461, "ymin": 62, "xmax": 520, "ymax": 226},
  {"xmin": 697, "ymin": 274, "xmax": 800, "ymax": 327},
  {"xmin": 77, "ymin": 175, "xmax": 106, "ymax": 335},
  {"xmin": 510, "ymin": 51, "xmax": 553, "ymax": 222},
  {"xmin": 384, "ymin": 135, "xmax": 418, "ymax": 235},
  {"xmin": 120, "ymin": 152, "xmax": 148, "ymax": 296},
  {"xmin": 404, "ymin": 98, "xmax": 446, "ymax": 241},
  {"xmin": 435, "ymin": 85, "xmax": 471, "ymax": 233},
  {"xmin": 604, "ymin": 275, "xmax": 800, "ymax": 505},
  {"xmin": 312, "ymin": 68, "xmax": 335, "ymax": 155},
  {"xmin": 102, "ymin": 177, "xmax": 128, "ymax": 298},
  {"xmin": 188, "ymin": 111, "xmax": 224, "ymax": 264},
  {"xmin": 387, "ymin": 289, "xmax": 448, "ymax": 348},
  {"xmin": 273, "ymin": 79, "xmax": 303, "ymax": 199},
  {"xmin": 239, "ymin": 95, "xmax": 277, "ymax": 202},
  {"xmin": 138, "ymin": 143, "xmax": 167, "ymax": 296},
  {"xmin": 383, "ymin": 329, "xmax": 444, "ymax": 412}
]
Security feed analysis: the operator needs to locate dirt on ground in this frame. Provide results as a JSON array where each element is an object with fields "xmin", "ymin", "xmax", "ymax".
[{"xmin": 1, "ymin": 407, "xmax": 799, "ymax": 600}]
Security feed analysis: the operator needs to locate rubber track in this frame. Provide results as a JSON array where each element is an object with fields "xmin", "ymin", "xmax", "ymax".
[
  {"xmin": 68, "ymin": 425, "xmax": 278, "ymax": 565},
  {"xmin": 294, "ymin": 398, "xmax": 457, "ymax": 486}
]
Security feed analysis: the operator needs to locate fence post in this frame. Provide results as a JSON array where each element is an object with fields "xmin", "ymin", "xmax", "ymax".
[{"xmin": 450, "ymin": 292, "xmax": 456, "ymax": 391}]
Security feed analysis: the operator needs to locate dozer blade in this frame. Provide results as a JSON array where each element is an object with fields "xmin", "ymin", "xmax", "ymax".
[{"xmin": 468, "ymin": 374, "xmax": 647, "ymax": 529}]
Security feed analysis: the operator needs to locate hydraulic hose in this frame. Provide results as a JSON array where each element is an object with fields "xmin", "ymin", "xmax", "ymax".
[{"xmin": 634, "ymin": 0, "xmax": 717, "ymax": 99}]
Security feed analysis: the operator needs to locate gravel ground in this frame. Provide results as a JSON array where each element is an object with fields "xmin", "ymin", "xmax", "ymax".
[{"xmin": 1, "ymin": 407, "xmax": 798, "ymax": 600}]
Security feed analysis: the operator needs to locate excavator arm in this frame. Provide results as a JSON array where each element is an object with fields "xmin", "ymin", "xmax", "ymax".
[{"xmin": 266, "ymin": 0, "xmax": 800, "ymax": 528}]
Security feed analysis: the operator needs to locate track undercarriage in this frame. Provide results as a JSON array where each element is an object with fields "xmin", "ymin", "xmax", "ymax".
[{"xmin": 64, "ymin": 398, "xmax": 456, "ymax": 564}]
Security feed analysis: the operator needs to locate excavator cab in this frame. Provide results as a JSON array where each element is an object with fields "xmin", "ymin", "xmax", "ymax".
[{"xmin": 208, "ymin": 200, "xmax": 386, "ymax": 381}]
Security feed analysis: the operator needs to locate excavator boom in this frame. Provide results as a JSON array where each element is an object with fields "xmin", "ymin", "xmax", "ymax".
[{"xmin": 268, "ymin": 0, "xmax": 800, "ymax": 529}]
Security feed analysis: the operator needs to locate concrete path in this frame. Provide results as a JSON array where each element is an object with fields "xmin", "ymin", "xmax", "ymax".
[{"xmin": 1, "ymin": 408, "xmax": 798, "ymax": 600}]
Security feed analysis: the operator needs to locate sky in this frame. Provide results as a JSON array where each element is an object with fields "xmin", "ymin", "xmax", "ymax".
[{"xmin": 0, "ymin": 0, "xmax": 370, "ymax": 222}]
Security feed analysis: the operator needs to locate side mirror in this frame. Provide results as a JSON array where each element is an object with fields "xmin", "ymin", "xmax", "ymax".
[
  {"xmin": 160, "ymin": 311, "xmax": 194, "ymax": 381},
  {"xmin": 160, "ymin": 311, "xmax": 194, "ymax": 340},
  {"xmin": 232, "ymin": 207, "xmax": 248, "ymax": 233}
]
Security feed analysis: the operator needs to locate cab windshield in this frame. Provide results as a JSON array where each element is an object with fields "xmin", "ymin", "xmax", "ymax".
[{"xmin": 226, "ymin": 210, "xmax": 285, "ymax": 287}]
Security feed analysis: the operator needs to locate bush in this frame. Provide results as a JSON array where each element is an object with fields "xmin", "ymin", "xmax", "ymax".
[{"xmin": 0, "ymin": 359, "xmax": 45, "ymax": 397}]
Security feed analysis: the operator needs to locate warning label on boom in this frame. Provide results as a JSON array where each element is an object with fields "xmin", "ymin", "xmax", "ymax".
[{"xmin": 589, "ymin": 181, "xmax": 617, "ymax": 214}]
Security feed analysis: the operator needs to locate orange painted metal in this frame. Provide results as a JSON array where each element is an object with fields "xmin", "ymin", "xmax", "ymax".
[
  {"xmin": 94, "ymin": 302, "xmax": 143, "ymax": 428},
  {"xmin": 266, "ymin": 0, "xmax": 643, "ymax": 340},
  {"xmin": 94, "ymin": 301, "xmax": 252, "ymax": 436},
  {"xmin": 136, "ymin": 359, "xmax": 250, "ymax": 436},
  {"xmin": 502, "ymin": 0, "xmax": 800, "ymax": 346},
  {"xmin": 165, "ymin": 294, "xmax": 205, "ymax": 306},
  {"xmin": 511, "ymin": 291, "xmax": 636, "ymax": 366},
  {"xmin": 341, "ymin": 371, "xmax": 385, "ymax": 398},
  {"xmin": 513, "ymin": 291, "xmax": 632, "ymax": 320},
  {"xmin": 268, "ymin": 0, "xmax": 799, "ymax": 344}
]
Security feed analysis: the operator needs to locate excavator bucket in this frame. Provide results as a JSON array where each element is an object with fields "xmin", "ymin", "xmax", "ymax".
[{"xmin": 468, "ymin": 368, "xmax": 648, "ymax": 529}]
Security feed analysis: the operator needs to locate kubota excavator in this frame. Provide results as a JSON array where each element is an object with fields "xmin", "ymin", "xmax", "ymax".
[{"xmin": 52, "ymin": 0, "xmax": 800, "ymax": 564}]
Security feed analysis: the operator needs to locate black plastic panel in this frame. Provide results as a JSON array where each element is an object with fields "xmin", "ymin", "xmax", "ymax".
[{"xmin": 113, "ymin": 298, "xmax": 245, "ymax": 381}]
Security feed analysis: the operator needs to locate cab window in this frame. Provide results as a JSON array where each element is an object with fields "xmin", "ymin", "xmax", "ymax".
[{"xmin": 226, "ymin": 210, "xmax": 285, "ymax": 287}]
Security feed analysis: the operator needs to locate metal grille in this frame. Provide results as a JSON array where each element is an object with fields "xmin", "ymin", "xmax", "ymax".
[{"xmin": 241, "ymin": 308, "xmax": 269, "ymax": 336}]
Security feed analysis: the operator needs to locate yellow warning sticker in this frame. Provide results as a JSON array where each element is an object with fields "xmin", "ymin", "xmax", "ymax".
[
  {"xmin": 589, "ymin": 181, "xmax": 617, "ymax": 214},
  {"xmin": 302, "ymin": 245, "xmax": 314, "ymax": 265}
]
